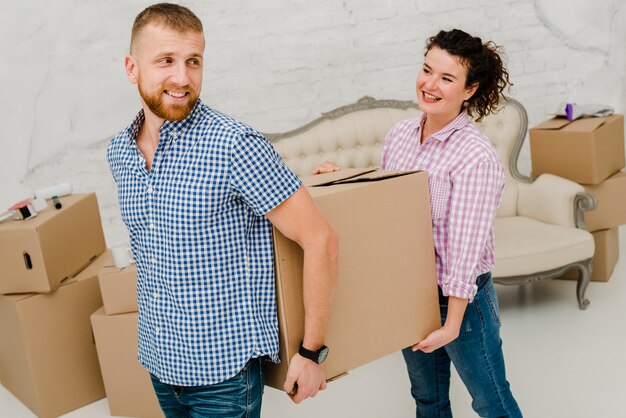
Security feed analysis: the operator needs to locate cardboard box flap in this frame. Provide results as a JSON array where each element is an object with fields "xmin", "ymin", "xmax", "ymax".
[
  {"xmin": 301, "ymin": 168, "xmax": 377, "ymax": 187},
  {"xmin": 73, "ymin": 250, "xmax": 111, "ymax": 282},
  {"xmin": 562, "ymin": 116, "xmax": 609, "ymax": 132},
  {"xmin": 1, "ymin": 292, "xmax": 37, "ymax": 302},
  {"xmin": 305, "ymin": 169, "xmax": 421, "ymax": 188},
  {"xmin": 99, "ymin": 258, "xmax": 129, "ymax": 276},
  {"xmin": 57, "ymin": 250, "xmax": 111, "ymax": 287},
  {"xmin": 533, "ymin": 117, "xmax": 571, "ymax": 130},
  {"xmin": 57, "ymin": 256, "xmax": 99, "ymax": 287},
  {"xmin": 329, "ymin": 169, "xmax": 421, "ymax": 185},
  {"xmin": 533, "ymin": 116, "xmax": 608, "ymax": 132}
]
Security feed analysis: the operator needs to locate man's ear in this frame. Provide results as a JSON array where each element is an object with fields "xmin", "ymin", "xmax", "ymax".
[
  {"xmin": 125, "ymin": 54, "xmax": 138, "ymax": 84},
  {"xmin": 464, "ymin": 83, "xmax": 478, "ymax": 101}
]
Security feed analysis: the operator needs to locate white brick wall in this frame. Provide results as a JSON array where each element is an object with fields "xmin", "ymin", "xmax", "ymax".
[
  {"xmin": 0, "ymin": 2, "xmax": 624, "ymax": 417},
  {"xmin": 1, "ymin": 0, "xmax": 624, "ymax": 246}
]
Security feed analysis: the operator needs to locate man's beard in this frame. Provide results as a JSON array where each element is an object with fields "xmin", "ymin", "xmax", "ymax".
[{"xmin": 138, "ymin": 80, "xmax": 198, "ymax": 122}]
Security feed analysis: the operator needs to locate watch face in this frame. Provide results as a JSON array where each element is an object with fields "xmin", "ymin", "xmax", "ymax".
[{"xmin": 318, "ymin": 346, "xmax": 329, "ymax": 363}]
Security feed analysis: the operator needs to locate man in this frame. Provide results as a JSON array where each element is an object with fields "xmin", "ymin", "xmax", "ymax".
[{"xmin": 107, "ymin": 4, "xmax": 338, "ymax": 417}]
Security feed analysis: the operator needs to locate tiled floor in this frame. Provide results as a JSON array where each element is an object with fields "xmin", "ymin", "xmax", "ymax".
[{"xmin": 2, "ymin": 226, "xmax": 625, "ymax": 418}]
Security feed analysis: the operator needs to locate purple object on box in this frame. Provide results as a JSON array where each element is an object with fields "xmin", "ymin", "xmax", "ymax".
[{"xmin": 565, "ymin": 103, "xmax": 574, "ymax": 121}]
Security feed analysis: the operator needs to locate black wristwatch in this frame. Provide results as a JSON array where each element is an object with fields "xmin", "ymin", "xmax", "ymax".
[{"xmin": 298, "ymin": 340, "xmax": 329, "ymax": 364}]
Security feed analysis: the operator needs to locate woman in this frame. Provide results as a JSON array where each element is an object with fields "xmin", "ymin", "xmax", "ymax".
[{"xmin": 315, "ymin": 29, "xmax": 522, "ymax": 417}]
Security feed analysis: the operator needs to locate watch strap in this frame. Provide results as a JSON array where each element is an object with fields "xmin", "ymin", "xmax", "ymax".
[{"xmin": 298, "ymin": 340, "xmax": 328, "ymax": 364}]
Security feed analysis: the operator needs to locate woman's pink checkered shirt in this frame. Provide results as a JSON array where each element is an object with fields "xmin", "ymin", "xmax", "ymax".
[{"xmin": 381, "ymin": 110, "xmax": 506, "ymax": 301}]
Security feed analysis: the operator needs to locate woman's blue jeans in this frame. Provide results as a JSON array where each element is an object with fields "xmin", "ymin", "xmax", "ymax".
[
  {"xmin": 402, "ymin": 273, "xmax": 522, "ymax": 418},
  {"xmin": 149, "ymin": 357, "xmax": 264, "ymax": 418}
]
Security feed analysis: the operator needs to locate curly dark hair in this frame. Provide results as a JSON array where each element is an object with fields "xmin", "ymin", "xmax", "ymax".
[{"xmin": 425, "ymin": 29, "xmax": 511, "ymax": 121}]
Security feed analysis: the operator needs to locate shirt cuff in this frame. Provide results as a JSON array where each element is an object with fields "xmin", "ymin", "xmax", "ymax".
[{"xmin": 441, "ymin": 279, "xmax": 478, "ymax": 302}]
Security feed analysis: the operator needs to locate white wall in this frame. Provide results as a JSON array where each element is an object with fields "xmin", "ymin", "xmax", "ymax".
[
  {"xmin": 1, "ymin": 1, "xmax": 624, "ymax": 416},
  {"xmin": 1, "ymin": 0, "xmax": 624, "ymax": 246}
]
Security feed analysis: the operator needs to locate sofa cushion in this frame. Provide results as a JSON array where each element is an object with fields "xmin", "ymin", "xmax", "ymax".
[{"xmin": 493, "ymin": 216, "xmax": 594, "ymax": 278}]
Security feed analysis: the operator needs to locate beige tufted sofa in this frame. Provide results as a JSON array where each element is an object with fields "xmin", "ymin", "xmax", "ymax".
[{"xmin": 266, "ymin": 96, "xmax": 597, "ymax": 309}]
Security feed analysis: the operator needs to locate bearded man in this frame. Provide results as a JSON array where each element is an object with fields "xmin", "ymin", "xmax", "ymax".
[{"xmin": 107, "ymin": 4, "xmax": 338, "ymax": 417}]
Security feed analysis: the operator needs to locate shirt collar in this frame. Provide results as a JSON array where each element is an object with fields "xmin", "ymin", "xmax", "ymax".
[
  {"xmin": 160, "ymin": 99, "xmax": 203, "ymax": 137},
  {"xmin": 415, "ymin": 110, "xmax": 471, "ymax": 143},
  {"xmin": 124, "ymin": 99, "xmax": 204, "ymax": 145},
  {"xmin": 125, "ymin": 109, "xmax": 145, "ymax": 145}
]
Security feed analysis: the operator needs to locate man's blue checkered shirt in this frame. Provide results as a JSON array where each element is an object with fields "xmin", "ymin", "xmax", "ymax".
[{"xmin": 107, "ymin": 100, "xmax": 302, "ymax": 386}]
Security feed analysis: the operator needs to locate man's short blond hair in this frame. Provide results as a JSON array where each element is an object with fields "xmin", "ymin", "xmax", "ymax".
[{"xmin": 130, "ymin": 3, "xmax": 203, "ymax": 54}]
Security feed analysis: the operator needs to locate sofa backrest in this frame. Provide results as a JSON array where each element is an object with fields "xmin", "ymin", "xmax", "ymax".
[
  {"xmin": 268, "ymin": 96, "xmax": 420, "ymax": 176},
  {"xmin": 268, "ymin": 96, "xmax": 529, "ymax": 218},
  {"xmin": 474, "ymin": 99, "xmax": 528, "ymax": 218}
]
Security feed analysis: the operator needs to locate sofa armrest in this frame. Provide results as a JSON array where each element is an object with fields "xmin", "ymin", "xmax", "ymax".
[
  {"xmin": 517, "ymin": 174, "xmax": 596, "ymax": 228},
  {"xmin": 574, "ymin": 192, "xmax": 598, "ymax": 230}
]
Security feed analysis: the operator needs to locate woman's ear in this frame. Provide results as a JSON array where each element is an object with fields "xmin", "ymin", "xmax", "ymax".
[{"xmin": 464, "ymin": 83, "xmax": 478, "ymax": 101}]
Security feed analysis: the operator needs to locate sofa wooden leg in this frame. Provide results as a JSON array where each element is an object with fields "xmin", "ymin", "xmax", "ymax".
[{"xmin": 576, "ymin": 260, "xmax": 592, "ymax": 310}]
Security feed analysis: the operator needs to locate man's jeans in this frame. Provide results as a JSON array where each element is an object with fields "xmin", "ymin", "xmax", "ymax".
[
  {"xmin": 402, "ymin": 273, "xmax": 523, "ymax": 418},
  {"xmin": 149, "ymin": 357, "xmax": 264, "ymax": 418}
]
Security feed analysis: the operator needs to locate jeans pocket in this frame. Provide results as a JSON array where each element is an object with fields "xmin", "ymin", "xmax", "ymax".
[{"xmin": 482, "ymin": 284, "xmax": 501, "ymax": 326}]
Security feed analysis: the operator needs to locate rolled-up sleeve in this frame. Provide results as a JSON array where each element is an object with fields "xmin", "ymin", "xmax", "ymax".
[{"xmin": 441, "ymin": 159, "xmax": 505, "ymax": 301}]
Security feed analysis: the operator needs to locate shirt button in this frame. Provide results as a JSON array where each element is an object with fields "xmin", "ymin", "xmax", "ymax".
[
  {"xmin": 151, "ymin": 258, "xmax": 156, "ymax": 264},
  {"xmin": 147, "ymin": 186, "xmax": 154, "ymax": 193},
  {"xmin": 149, "ymin": 222, "xmax": 155, "ymax": 229},
  {"xmin": 153, "ymin": 292, "xmax": 159, "ymax": 299},
  {"xmin": 155, "ymin": 327, "xmax": 161, "ymax": 335}
]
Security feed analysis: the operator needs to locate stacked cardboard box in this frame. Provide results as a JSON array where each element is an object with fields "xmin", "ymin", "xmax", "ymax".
[
  {"xmin": 529, "ymin": 115, "xmax": 624, "ymax": 185},
  {"xmin": 98, "ymin": 263, "xmax": 139, "ymax": 315},
  {"xmin": 91, "ymin": 264, "xmax": 164, "ymax": 418},
  {"xmin": 0, "ymin": 193, "xmax": 107, "ymax": 418},
  {"xmin": 529, "ymin": 115, "xmax": 625, "ymax": 282},
  {"xmin": 0, "ymin": 193, "xmax": 106, "ymax": 294},
  {"xmin": 561, "ymin": 171, "xmax": 626, "ymax": 282}
]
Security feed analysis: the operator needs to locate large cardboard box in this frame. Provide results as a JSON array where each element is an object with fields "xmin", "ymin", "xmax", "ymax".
[
  {"xmin": 91, "ymin": 308, "xmax": 164, "ymax": 418},
  {"xmin": 264, "ymin": 169, "xmax": 441, "ymax": 389},
  {"xmin": 580, "ymin": 170, "xmax": 626, "ymax": 232},
  {"xmin": 562, "ymin": 228, "xmax": 619, "ymax": 282},
  {"xmin": 0, "ymin": 193, "xmax": 106, "ymax": 294},
  {"xmin": 0, "ymin": 251, "xmax": 110, "ymax": 418},
  {"xmin": 529, "ymin": 115, "xmax": 625, "ymax": 185},
  {"xmin": 98, "ymin": 264, "xmax": 138, "ymax": 315}
]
